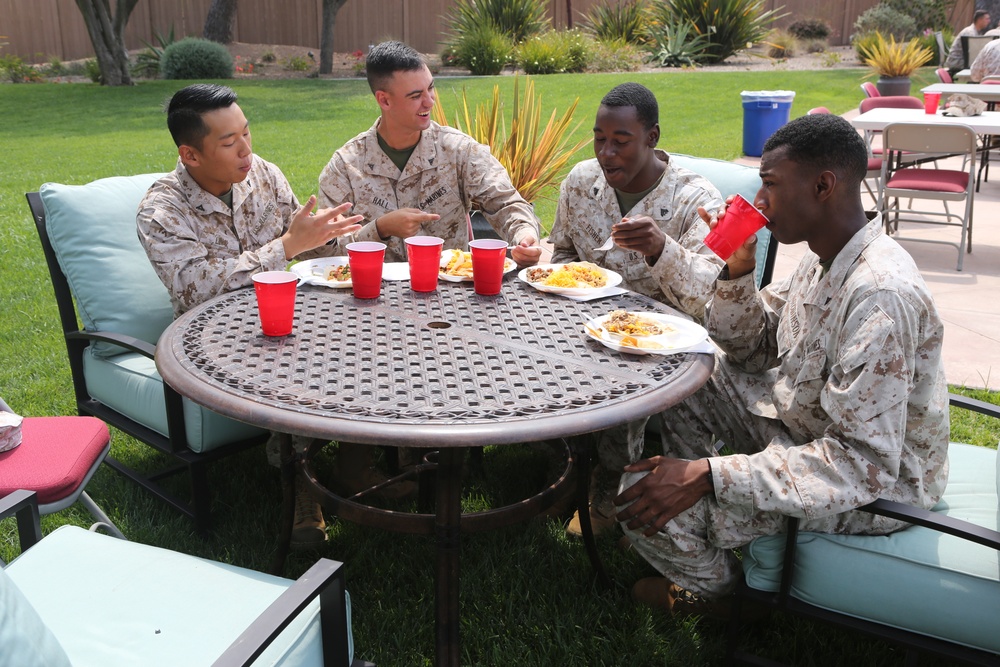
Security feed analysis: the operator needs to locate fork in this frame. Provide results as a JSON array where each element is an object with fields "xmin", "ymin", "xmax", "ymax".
[{"xmin": 593, "ymin": 236, "xmax": 614, "ymax": 251}]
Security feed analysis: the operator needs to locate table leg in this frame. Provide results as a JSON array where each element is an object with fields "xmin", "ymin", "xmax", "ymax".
[
  {"xmin": 572, "ymin": 435, "xmax": 612, "ymax": 589},
  {"xmin": 435, "ymin": 447, "xmax": 464, "ymax": 667},
  {"xmin": 268, "ymin": 436, "xmax": 294, "ymax": 575}
]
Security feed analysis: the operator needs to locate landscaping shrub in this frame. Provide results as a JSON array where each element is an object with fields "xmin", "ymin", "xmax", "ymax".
[
  {"xmin": 160, "ymin": 37, "xmax": 233, "ymax": 80},
  {"xmin": 84, "ymin": 59, "xmax": 101, "ymax": 83},
  {"xmin": 587, "ymin": 38, "xmax": 644, "ymax": 72},
  {"xmin": 0, "ymin": 54, "xmax": 41, "ymax": 83},
  {"xmin": 648, "ymin": 0, "xmax": 785, "ymax": 64},
  {"xmin": 582, "ymin": 0, "xmax": 647, "ymax": 44},
  {"xmin": 452, "ymin": 22, "xmax": 513, "ymax": 76},
  {"xmin": 132, "ymin": 26, "xmax": 176, "ymax": 79},
  {"xmin": 787, "ymin": 18, "xmax": 831, "ymax": 41},
  {"xmin": 645, "ymin": 20, "xmax": 711, "ymax": 67},
  {"xmin": 852, "ymin": 4, "xmax": 917, "ymax": 43},
  {"xmin": 284, "ymin": 55, "xmax": 311, "ymax": 72},
  {"xmin": 517, "ymin": 29, "xmax": 592, "ymax": 75},
  {"xmin": 883, "ymin": 0, "xmax": 950, "ymax": 32},
  {"xmin": 444, "ymin": 0, "xmax": 549, "ymax": 51},
  {"xmin": 766, "ymin": 30, "xmax": 798, "ymax": 59}
]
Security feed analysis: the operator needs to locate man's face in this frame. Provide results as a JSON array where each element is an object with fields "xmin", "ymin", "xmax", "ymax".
[
  {"xmin": 754, "ymin": 146, "xmax": 817, "ymax": 246},
  {"xmin": 181, "ymin": 103, "xmax": 252, "ymax": 196},
  {"xmin": 377, "ymin": 66, "xmax": 436, "ymax": 137},
  {"xmin": 593, "ymin": 104, "xmax": 658, "ymax": 193},
  {"xmin": 977, "ymin": 13, "xmax": 992, "ymax": 30}
]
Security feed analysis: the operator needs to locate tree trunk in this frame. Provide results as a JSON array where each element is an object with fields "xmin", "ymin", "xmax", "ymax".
[
  {"xmin": 204, "ymin": 0, "xmax": 239, "ymax": 44},
  {"xmin": 566, "ymin": 0, "xmax": 573, "ymax": 29},
  {"xmin": 74, "ymin": 0, "xmax": 138, "ymax": 86},
  {"xmin": 320, "ymin": 0, "xmax": 350, "ymax": 75}
]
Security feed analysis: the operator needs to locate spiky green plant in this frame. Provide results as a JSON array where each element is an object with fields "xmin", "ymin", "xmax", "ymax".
[
  {"xmin": 444, "ymin": 0, "xmax": 549, "ymax": 47},
  {"xmin": 648, "ymin": 0, "xmax": 786, "ymax": 64},
  {"xmin": 645, "ymin": 20, "xmax": 712, "ymax": 67},
  {"xmin": 582, "ymin": 0, "xmax": 648, "ymax": 44},
  {"xmin": 859, "ymin": 32, "xmax": 934, "ymax": 78}
]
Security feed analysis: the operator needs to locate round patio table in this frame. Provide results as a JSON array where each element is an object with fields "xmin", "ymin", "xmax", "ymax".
[{"xmin": 155, "ymin": 276, "xmax": 713, "ymax": 667}]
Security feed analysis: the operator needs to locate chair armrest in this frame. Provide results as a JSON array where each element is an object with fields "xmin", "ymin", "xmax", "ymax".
[
  {"xmin": 860, "ymin": 498, "xmax": 1000, "ymax": 550},
  {"xmin": 949, "ymin": 392, "xmax": 1000, "ymax": 420},
  {"xmin": 212, "ymin": 558, "xmax": 355, "ymax": 667},
  {"xmin": 0, "ymin": 489, "xmax": 42, "ymax": 552},
  {"xmin": 66, "ymin": 329, "xmax": 157, "ymax": 358}
]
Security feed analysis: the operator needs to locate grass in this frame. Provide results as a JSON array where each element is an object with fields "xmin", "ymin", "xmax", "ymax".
[{"xmin": 0, "ymin": 66, "xmax": 990, "ymax": 666}]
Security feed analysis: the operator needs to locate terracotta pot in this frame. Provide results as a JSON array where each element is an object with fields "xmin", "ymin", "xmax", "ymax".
[{"xmin": 876, "ymin": 76, "xmax": 911, "ymax": 97}]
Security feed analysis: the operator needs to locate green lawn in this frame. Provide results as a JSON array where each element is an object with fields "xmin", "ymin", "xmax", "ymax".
[{"xmin": 0, "ymin": 67, "xmax": 993, "ymax": 666}]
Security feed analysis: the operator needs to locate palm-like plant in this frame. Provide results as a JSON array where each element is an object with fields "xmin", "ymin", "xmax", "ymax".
[
  {"xmin": 432, "ymin": 76, "xmax": 590, "ymax": 203},
  {"xmin": 858, "ymin": 32, "xmax": 934, "ymax": 78},
  {"xmin": 582, "ymin": 0, "xmax": 648, "ymax": 44},
  {"xmin": 445, "ymin": 0, "xmax": 550, "ymax": 46},
  {"xmin": 645, "ymin": 20, "xmax": 712, "ymax": 67},
  {"xmin": 648, "ymin": 0, "xmax": 786, "ymax": 64}
]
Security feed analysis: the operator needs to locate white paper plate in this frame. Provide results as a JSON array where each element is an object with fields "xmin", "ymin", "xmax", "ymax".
[
  {"xmin": 289, "ymin": 257, "xmax": 352, "ymax": 288},
  {"xmin": 518, "ymin": 263, "xmax": 623, "ymax": 296},
  {"xmin": 438, "ymin": 249, "xmax": 517, "ymax": 283},
  {"xmin": 583, "ymin": 312, "xmax": 708, "ymax": 356}
]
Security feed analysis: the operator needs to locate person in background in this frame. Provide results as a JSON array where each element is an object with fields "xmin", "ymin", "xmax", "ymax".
[
  {"xmin": 547, "ymin": 82, "xmax": 724, "ymax": 538},
  {"xmin": 317, "ymin": 40, "xmax": 543, "ymax": 497},
  {"xmin": 970, "ymin": 35, "xmax": 1000, "ymax": 81},
  {"xmin": 616, "ymin": 113, "xmax": 948, "ymax": 621},
  {"xmin": 946, "ymin": 9, "xmax": 992, "ymax": 78},
  {"xmin": 137, "ymin": 83, "xmax": 363, "ymax": 550}
]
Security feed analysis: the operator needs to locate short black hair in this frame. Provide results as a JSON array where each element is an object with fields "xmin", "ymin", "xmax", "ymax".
[
  {"xmin": 166, "ymin": 84, "xmax": 238, "ymax": 149},
  {"xmin": 975, "ymin": 9, "xmax": 989, "ymax": 21},
  {"xmin": 599, "ymin": 82, "xmax": 658, "ymax": 129},
  {"xmin": 763, "ymin": 113, "xmax": 868, "ymax": 186},
  {"xmin": 365, "ymin": 41, "xmax": 426, "ymax": 94}
]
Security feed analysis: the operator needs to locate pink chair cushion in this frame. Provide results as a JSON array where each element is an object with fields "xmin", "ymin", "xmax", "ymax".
[
  {"xmin": 868, "ymin": 158, "xmax": 882, "ymax": 172},
  {"xmin": 886, "ymin": 168, "xmax": 969, "ymax": 193},
  {"xmin": 0, "ymin": 417, "xmax": 109, "ymax": 504}
]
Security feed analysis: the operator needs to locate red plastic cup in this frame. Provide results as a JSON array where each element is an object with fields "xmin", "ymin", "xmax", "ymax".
[
  {"xmin": 923, "ymin": 91, "xmax": 942, "ymax": 114},
  {"xmin": 469, "ymin": 239, "xmax": 508, "ymax": 296},
  {"xmin": 703, "ymin": 194, "xmax": 769, "ymax": 260},
  {"xmin": 405, "ymin": 235, "xmax": 444, "ymax": 292},
  {"xmin": 252, "ymin": 271, "xmax": 298, "ymax": 336},
  {"xmin": 346, "ymin": 241, "xmax": 386, "ymax": 299}
]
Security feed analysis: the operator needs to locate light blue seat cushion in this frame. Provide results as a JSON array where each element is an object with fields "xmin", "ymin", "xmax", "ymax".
[
  {"xmin": 82, "ymin": 348, "xmax": 265, "ymax": 453},
  {"xmin": 744, "ymin": 443, "xmax": 1000, "ymax": 654},
  {"xmin": 39, "ymin": 174, "xmax": 172, "ymax": 358},
  {"xmin": 0, "ymin": 567, "xmax": 71, "ymax": 667},
  {"xmin": 669, "ymin": 153, "xmax": 773, "ymax": 287},
  {"xmin": 5, "ymin": 526, "xmax": 353, "ymax": 667}
]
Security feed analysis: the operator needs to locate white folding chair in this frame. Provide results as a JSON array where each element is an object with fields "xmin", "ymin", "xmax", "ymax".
[{"xmin": 877, "ymin": 122, "xmax": 977, "ymax": 271}]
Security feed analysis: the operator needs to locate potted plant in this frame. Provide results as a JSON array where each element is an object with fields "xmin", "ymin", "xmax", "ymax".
[
  {"xmin": 858, "ymin": 31, "xmax": 934, "ymax": 96},
  {"xmin": 432, "ymin": 76, "xmax": 590, "ymax": 237}
]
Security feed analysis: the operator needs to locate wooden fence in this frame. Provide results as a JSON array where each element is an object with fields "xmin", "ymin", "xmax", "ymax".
[{"xmin": 0, "ymin": 0, "xmax": 978, "ymax": 64}]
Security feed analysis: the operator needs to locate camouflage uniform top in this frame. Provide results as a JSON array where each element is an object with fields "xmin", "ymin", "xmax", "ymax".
[
  {"xmin": 547, "ymin": 152, "xmax": 724, "ymax": 321},
  {"xmin": 971, "ymin": 38, "xmax": 1000, "ymax": 81},
  {"xmin": 946, "ymin": 24, "xmax": 982, "ymax": 70},
  {"xmin": 706, "ymin": 215, "xmax": 949, "ymax": 525},
  {"xmin": 317, "ymin": 120, "xmax": 539, "ymax": 262},
  {"xmin": 137, "ymin": 156, "xmax": 329, "ymax": 316}
]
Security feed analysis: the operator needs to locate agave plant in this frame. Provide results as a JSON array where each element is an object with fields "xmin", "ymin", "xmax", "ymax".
[
  {"xmin": 132, "ymin": 25, "xmax": 176, "ymax": 79},
  {"xmin": 432, "ymin": 76, "xmax": 590, "ymax": 203},
  {"xmin": 858, "ymin": 31, "xmax": 934, "ymax": 78},
  {"xmin": 645, "ymin": 20, "xmax": 712, "ymax": 67},
  {"xmin": 648, "ymin": 0, "xmax": 786, "ymax": 64}
]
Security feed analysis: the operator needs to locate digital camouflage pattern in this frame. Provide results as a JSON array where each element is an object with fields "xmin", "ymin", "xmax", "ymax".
[
  {"xmin": 317, "ymin": 120, "xmax": 539, "ymax": 262},
  {"xmin": 548, "ymin": 152, "xmax": 724, "ymax": 321},
  {"xmin": 971, "ymin": 38, "xmax": 1000, "ymax": 81},
  {"xmin": 620, "ymin": 216, "xmax": 950, "ymax": 597},
  {"xmin": 137, "ymin": 156, "xmax": 333, "ymax": 317}
]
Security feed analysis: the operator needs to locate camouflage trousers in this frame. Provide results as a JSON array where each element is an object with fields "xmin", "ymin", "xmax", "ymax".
[
  {"xmin": 264, "ymin": 432, "xmax": 317, "ymax": 468},
  {"xmin": 617, "ymin": 356, "xmax": 793, "ymax": 599}
]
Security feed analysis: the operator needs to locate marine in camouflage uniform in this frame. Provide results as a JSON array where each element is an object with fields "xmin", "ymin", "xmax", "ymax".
[
  {"xmin": 618, "ymin": 198, "xmax": 948, "ymax": 595},
  {"xmin": 138, "ymin": 155, "xmax": 332, "ymax": 318},
  {"xmin": 550, "ymin": 153, "xmax": 724, "ymax": 479},
  {"xmin": 317, "ymin": 120, "xmax": 540, "ymax": 262}
]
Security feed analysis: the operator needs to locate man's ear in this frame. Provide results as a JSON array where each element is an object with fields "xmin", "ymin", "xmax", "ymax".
[
  {"xmin": 816, "ymin": 170, "xmax": 837, "ymax": 202},
  {"xmin": 374, "ymin": 89, "xmax": 390, "ymax": 112},
  {"xmin": 178, "ymin": 144, "xmax": 199, "ymax": 168},
  {"xmin": 648, "ymin": 123, "xmax": 660, "ymax": 148}
]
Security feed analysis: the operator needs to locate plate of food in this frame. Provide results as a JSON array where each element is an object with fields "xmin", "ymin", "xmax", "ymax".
[
  {"xmin": 289, "ymin": 257, "xmax": 352, "ymax": 288},
  {"xmin": 518, "ymin": 262, "xmax": 623, "ymax": 296},
  {"xmin": 583, "ymin": 310, "xmax": 708, "ymax": 356},
  {"xmin": 438, "ymin": 249, "xmax": 516, "ymax": 282}
]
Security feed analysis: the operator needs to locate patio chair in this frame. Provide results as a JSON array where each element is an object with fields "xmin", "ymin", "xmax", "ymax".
[
  {"xmin": 877, "ymin": 122, "xmax": 977, "ymax": 271},
  {"xmin": 727, "ymin": 394, "xmax": 1000, "ymax": 666},
  {"xmin": 936, "ymin": 67, "xmax": 953, "ymax": 83},
  {"xmin": 962, "ymin": 34, "xmax": 999, "ymax": 69},
  {"xmin": 860, "ymin": 81, "xmax": 880, "ymax": 98},
  {"xmin": 0, "ymin": 411, "xmax": 124, "ymax": 551},
  {"xmin": 0, "ymin": 489, "xmax": 372, "ymax": 667},
  {"xmin": 26, "ymin": 176, "xmax": 269, "ymax": 534},
  {"xmin": 935, "ymin": 31, "xmax": 948, "ymax": 68}
]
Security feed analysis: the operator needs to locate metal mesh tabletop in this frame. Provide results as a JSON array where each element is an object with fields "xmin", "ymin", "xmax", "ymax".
[{"xmin": 156, "ymin": 279, "xmax": 713, "ymax": 446}]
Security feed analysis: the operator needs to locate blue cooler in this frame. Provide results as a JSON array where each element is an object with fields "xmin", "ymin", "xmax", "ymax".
[{"xmin": 741, "ymin": 90, "xmax": 795, "ymax": 157}]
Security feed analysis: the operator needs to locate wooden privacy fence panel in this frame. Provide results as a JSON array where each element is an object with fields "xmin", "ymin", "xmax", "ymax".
[{"xmin": 0, "ymin": 0, "xmax": 977, "ymax": 64}]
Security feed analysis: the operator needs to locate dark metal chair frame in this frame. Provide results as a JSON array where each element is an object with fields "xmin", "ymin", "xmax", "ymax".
[
  {"xmin": 1, "ymin": 489, "xmax": 373, "ymax": 667},
  {"xmin": 26, "ymin": 192, "xmax": 266, "ymax": 534},
  {"xmin": 726, "ymin": 394, "xmax": 1000, "ymax": 666}
]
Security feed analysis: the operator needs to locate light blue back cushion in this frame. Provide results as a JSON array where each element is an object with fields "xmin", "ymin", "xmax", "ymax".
[
  {"xmin": 0, "ymin": 567, "xmax": 72, "ymax": 667},
  {"xmin": 669, "ymin": 153, "xmax": 773, "ymax": 287},
  {"xmin": 743, "ymin": 443, "xmax": 1000, "ymax": 654},
  {"xmin": 40, "ymin": 174, "xmax": 171, "ymax": 357}
]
